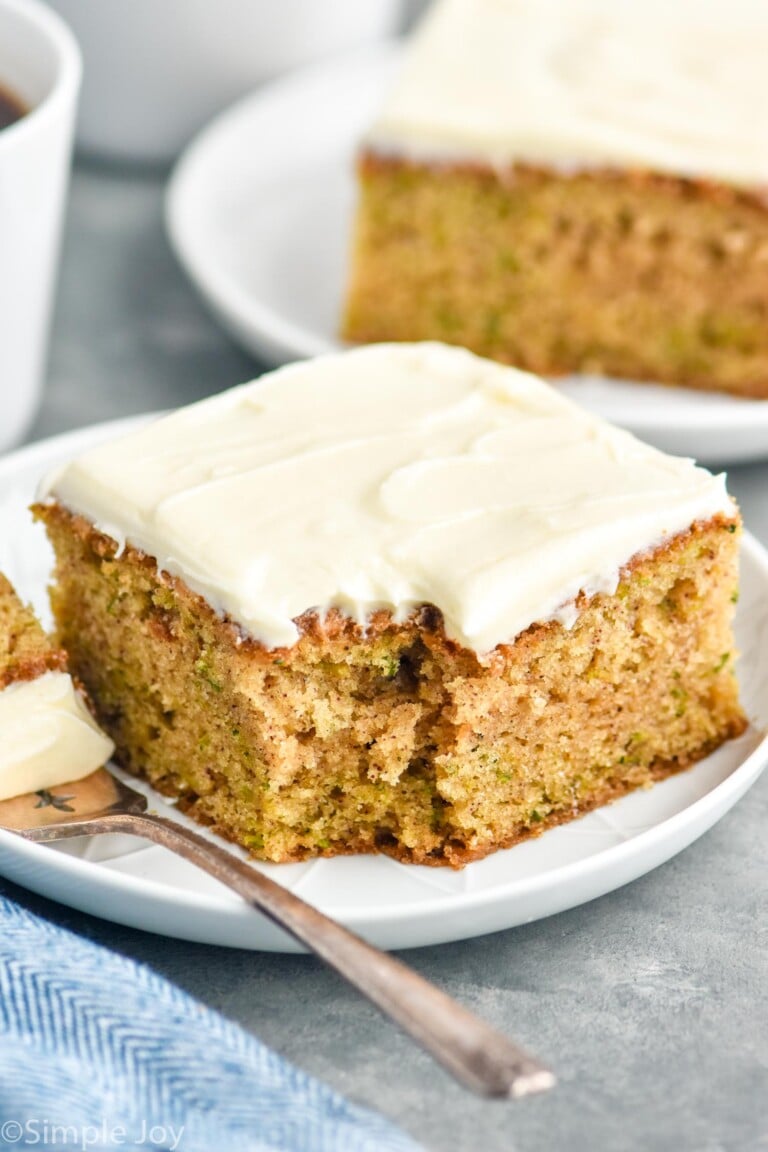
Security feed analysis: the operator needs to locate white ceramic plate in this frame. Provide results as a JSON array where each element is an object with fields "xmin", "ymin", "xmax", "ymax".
[
  {"xmin": 0, "ymin": 417, "xmax": 766, "ymax": 951},
  {"xmin": 166, "ymin": 42, "xmax": 768, "ymax": 467}
]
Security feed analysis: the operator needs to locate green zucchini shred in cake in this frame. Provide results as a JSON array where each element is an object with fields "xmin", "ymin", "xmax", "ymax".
[
  {"xmin": 36, "ymin": 343, "xmax": 745, "ymax": 865},
  {"xmin": 343, "ymin": 0, "xmax": 768, "ymax": 397}
]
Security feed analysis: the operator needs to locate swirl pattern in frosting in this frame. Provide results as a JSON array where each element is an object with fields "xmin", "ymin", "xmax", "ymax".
[
  {"xmin": 42, "ymin": 343, "xmax": 734, "ymax": 655},
  {"xmin": 368, "ymin": 0, "xmax": 768, "ymax": 188}
]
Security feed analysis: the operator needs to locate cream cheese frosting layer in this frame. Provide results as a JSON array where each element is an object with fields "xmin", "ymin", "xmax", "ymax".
[
  {"xmin": 0, "ymin": 672, "xmax": 114, "ymax": 802},
  {"xmin": 368, "ymin": 0, "xmax": 768, "ymax": 188},
  {"xmin": 42, "ymin": 343, "xmax": 734, "ymax": 655}
]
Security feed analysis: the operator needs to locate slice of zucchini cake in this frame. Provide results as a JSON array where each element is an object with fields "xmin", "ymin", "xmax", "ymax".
[
  {"xmin": 36, "ymin": 343, "xmax": 744, "ymax": 865},
  {"xmin": 343, "ymin": 0, "xmax": 768, "ymax": 397}
]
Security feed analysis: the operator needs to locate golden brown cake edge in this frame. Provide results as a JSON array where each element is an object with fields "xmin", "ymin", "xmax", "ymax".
[
  {"xmin": 0, "ymin": 572, "xmax": 67, "ymax": 690},
  {"xmin": 343, "ymin": 152, "xmax": 768, "ymax": 398},
  {"xmin": 34, "ymin": 501, "xmax": 747, "ymax": 868}
]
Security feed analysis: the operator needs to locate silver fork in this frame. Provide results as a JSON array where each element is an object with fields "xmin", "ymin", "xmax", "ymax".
[{"xmin": 0, "ymin": 767, "xmax": 554, "ymax": 1100}]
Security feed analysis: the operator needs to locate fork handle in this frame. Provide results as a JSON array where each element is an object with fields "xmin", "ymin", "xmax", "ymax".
[{"xmin": 32, "ymin": 810, "xmax": 553, "ymax": 1099}]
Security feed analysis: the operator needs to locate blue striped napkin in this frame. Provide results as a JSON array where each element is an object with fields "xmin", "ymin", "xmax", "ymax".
[{"xmin": 0, "ymin": 895, "xmax": 421, "ymax": 1152}]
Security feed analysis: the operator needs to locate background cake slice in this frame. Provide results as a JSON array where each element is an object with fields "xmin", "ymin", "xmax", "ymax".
[
  {"xmin": 343, "ymin": 0, "xmax": 768, "ymax": 398},
  {"xmin": 36, "ymin": 344, "xmax": 745, "ymax": 866},
  {"xmin": 0, "ymin": 573, "xmax": 113, "ymax": 802}
]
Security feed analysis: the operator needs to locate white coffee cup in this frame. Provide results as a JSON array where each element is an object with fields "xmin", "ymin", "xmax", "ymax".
[
  {"xmin": 46, "ymin": 0, "xmax": 402, "ymax": 165},
  {"xmin": 0, "ymin": 0, "xmax": 80, "ymax": 452}
]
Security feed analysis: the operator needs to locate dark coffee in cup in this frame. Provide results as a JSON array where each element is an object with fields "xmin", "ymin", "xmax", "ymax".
[{"xmin": 0, "ymin": 83, "xmax": 26, "ymax": 131}]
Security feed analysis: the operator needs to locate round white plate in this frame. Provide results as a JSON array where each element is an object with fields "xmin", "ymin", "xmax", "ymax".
[
  {"xmin": 166, "ymin": 42, "xmax": 768, "ymax": 467},
  {"xmin": 0, "ymin": 418, "xmax": 767, "ymax": 951}
]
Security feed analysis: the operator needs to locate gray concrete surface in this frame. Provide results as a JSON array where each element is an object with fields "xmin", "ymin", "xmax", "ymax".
[{"xmin": 3, "ymin": 163, "xmax": 767, "ymax": 1152}]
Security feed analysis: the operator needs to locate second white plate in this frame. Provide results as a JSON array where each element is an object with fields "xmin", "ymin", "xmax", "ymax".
[
  {"xmin": 0, "ymin": 418, "xmax": 766, "ymax": 952},
  {"xmin": 166, "ymin": 42, "xmax": 768, "ymax": 466}
]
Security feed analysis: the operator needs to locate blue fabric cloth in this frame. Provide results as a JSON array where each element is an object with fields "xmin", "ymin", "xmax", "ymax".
[{"xmin": 0, "ymin": 896, "xmax": 421, "ymax": 1152}]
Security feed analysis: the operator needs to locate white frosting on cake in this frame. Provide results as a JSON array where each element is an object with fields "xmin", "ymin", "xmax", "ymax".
[
  {"xmin": 42, "ymin": 344, "xmax": 734, "ymax": 655},
  {"xmin": 0, "ymin": 672, "xmax": 114, "ymax": 802},
  {"xmin": 368, "ymin": 0, "xmax": 768, "ymax": 188}
]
